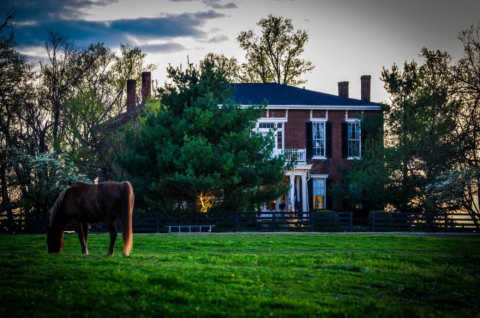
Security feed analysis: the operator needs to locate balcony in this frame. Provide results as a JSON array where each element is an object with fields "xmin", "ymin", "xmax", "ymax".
[{"xmin": 273, "ymin": 149, "xmax": 307, "ymax": 164}]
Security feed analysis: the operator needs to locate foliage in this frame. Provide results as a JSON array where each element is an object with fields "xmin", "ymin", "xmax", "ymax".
[
  {"xmin": 427, "ymin": 167, "xmax": 480, "ymax": 229},
  {"xmin": 341, "ymin": 48, "xmax": 460, "ymax": 212},
  {"xmin": 6, "ymin": 150, "xmax": 91, "ymax": 214},
  {"xmin": 237, "ymin": 15, "xmax": 314, "ymax": 86},
  {"xmin": 116, "ymin": 60, "xmax": 288, "ymax": 211},
  {"xmin": 0, "ymin": 12, "xmax": 152, "ymax": 215},
  {"xmin": 1, "ymin": 234, "xmax": 480, "ymax": 317}
]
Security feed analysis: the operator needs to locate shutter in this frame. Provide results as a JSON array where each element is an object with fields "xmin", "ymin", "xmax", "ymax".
[
  {"xmin": 306, "ymin": 122, "xmax": 313, "ymax": 158},
  {"xmin": 326, "ymin": 122, "xmax": 332, "ymax": 158},
  {"xmin": 308, "ymin": 178, "xmax": 313, "ymax": 211},
  {"xmin": 341, "ymin": 122, "xmax": 348, "ymax": 158},
  {"xmin": 326, "ymin": 178, "xmax": 333, "ymax": 210}
]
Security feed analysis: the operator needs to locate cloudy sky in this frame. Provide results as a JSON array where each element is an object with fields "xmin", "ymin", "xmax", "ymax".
[{"xmin": 2, "ymin": 0, "xmax": 480, "ymax": 103}]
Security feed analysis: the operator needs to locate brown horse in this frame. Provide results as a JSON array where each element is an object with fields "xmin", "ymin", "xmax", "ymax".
[{"xmin": 46, "ymin": 181, "xmax": 134, "ymax": 256}]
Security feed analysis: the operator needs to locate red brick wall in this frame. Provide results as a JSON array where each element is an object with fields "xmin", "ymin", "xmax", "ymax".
[{"xmin": 281, "ymin": 108, "xmax": 382, "ymax": 210}]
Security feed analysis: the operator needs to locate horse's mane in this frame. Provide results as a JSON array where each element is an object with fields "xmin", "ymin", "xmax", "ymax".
[{"xmin": 50, "ymin": 188, "xmax": 67, "ymax": 226}]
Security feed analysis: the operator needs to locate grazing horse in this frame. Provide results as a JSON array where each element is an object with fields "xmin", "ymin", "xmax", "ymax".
[{"xmin": 46, "ymin": 181, "xmax": 134, "ymax": 256}]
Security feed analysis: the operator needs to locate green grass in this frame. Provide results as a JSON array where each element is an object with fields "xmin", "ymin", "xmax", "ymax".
[{"xmin": 1, "ymin": 233, "xmax": 479, "ymax": 317}]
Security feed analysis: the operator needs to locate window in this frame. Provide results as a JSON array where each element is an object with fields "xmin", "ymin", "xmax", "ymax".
[
  {"xmin": 348, "ymin": 122, "xmax": 361, "ymax": 157},
  {"xmin": 342, "ymin": 121, "xmax": 361, "ymax": 158},
  {"xmin": 312, "ymin": 178, "xmax": 326, "ymax": 210},
  {"xmin": 306, "ymin": 122, "xmax": 331, "ymax": 159},
  {"xmin": 312, "ymin": 122, "xmax": 325, "ymax": 157},
  {"xmin": 256, "ymin": 122, "xmax": 284, "ymax": 152}
]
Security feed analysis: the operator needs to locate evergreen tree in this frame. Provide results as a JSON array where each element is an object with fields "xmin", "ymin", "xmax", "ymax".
[{"xmin": 115, "ymin": 61, "xmax": 288, "ymax": 212}]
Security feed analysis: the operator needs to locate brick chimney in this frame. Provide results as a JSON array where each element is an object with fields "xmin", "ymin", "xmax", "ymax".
[
  {"xmin": 338, "ymin": 81, "xmax": 349, "ymax": 98},
  {"xmin": 361, "ymin": 75, "xmax": 371, "ymax": 101},
  {"xmin": 141, "ymin": 71, "xmax": 151, "ymax": 106},
  {"xmin": 126, "ymin": 79, "xmax": 136, "ymax": 113}
]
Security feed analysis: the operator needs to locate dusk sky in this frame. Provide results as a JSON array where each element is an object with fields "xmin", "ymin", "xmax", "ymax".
[{"xmin": 2, "ymin": 0, "xmax": 480, "ymax": 103}]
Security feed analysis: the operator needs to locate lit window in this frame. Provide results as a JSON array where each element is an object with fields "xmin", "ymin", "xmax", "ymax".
[{"xmin": 313, "ymin": 179, "xmax": 326, "ymax": 210}]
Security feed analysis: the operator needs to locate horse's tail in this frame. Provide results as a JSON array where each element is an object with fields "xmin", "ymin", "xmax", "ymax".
[{"xmin": 121, "ymin": 181, "xmax": 134, "ymax": 256}]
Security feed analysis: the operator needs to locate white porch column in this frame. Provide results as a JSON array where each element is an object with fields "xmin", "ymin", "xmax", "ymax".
[
  {"xmin": 289, "ymin": 174, "xmax": 295, "ymax": 211},
  {"xmin": 301, "ymin": 173, "xmax": 308, "ymax": 215}
]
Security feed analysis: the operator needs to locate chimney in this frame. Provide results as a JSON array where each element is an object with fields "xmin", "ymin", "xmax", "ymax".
[
  {"xmin": 338, "ymin": 81, "xmax": 349, "ymax": 98},
  {"xmin": 361, "ymin": 75, "xmax": 371, "ymax": 101},
  {"xmin": 141, "ymin": 71, "xmax": 151, "ymax": 106},
  {"xmin": 126, "ymin": 79, "xmax": 136, "ymax": 113}
]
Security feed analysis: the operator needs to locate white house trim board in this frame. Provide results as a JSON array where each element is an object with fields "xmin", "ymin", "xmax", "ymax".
[
  {"xmin": 238, "ymin": 104, "xmax": 383, "ymax": 111},
  {"xmin": 257, "ymin": 118, "xmax": 288, "ymax": 123}
]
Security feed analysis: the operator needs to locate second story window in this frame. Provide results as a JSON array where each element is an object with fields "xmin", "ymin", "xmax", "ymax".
[
  {"xmin": 312, "ymin": 122, "xmax": 325, "ymax": 157},
  {"xmin": 256, "ymin": 122, "xmax": 284, "ymax": 153},
  {"xmin": 306, "ymin": 121, "xmax": 331, "ymax": 159},
  {"xmin": 348, "ymin": 122, "xmax": 361, "ymax": 157},
  {"xmin": 342, "ymin": 121, "xmax": 361, "ymax": 159}
]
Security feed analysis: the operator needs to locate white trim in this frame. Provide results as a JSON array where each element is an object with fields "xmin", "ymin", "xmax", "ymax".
[
  {"xmin": 257, "ymin": 118, "xmax": 288, "ymax": 123},
  {"xmin": 345, "ymin": 118, "xmax": 361, "ymax": 122},
  {"xmin": 312, "ymin": 156, "xmax": 327, "ymax": 160},
  {"xmin": 311, "ymin": 174, "xmax": 329, "ymax": 179},
  {"xmin": 234, "ymin": 104, "xmax": 383, "ymax": 111},
  {"xmin": 310, "ymin": 118, "xmax": 328, "ymax": 122}
]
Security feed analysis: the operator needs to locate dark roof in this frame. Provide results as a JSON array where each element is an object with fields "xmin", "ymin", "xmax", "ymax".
[{"xmin": 227, "ymin": 83, "xmax": 383, "ymax": 108}]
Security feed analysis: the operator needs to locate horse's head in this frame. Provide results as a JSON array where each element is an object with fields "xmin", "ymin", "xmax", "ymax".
[{"xmin": 46, "ymin": 226, "xmax": 64, "ymax": 253}]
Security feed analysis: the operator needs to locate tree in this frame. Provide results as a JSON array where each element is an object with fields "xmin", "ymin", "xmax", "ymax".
[
  {"xmin": 452, "ymin": 22, "xmax": 480, "ymax": 170},
  {"xmin": 201, "ymin": 53, "xmax": 243, "ymax": 83},
  {"xmin": 7, "ymin": 150, "xmax": 90, "ymax": 215},
  {"xmin": 427, "ymin": 167, "xmax": 479, "ymax": 229},
  {"xmin": 340, "ymin": 49, "xmax": 459, "ymax": 213},
  {"xmin": 61, "ymin": 44, "xmax": 155, "ymax": 181},
  {"xmin": 426, "ymin": 23, "xmax": 480, "ymax": 224},
  {"xmin": 237, "ymin": 15, "xmax": 314, "ymax": 86},
  {"xmin": 115, "ymin": 60, "xmax": 288, "ymax": 211},
  {"xmin": 0, "ymin": 9, "xmax": 36, "ymax": 219}
]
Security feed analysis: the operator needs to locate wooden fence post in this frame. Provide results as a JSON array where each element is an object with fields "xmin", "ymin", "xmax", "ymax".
[
  {"xmin": 234, "ymin": 211, "xmax": 239, "ymax": 232},
  {"xmin": 311, "ymin": 211, "xmax": 315, "ymax": 232},
  {"xmin": 272, "ymin": 212, "xmax": 276, "ymax": 232},
  {"xmin": 444, "ymin": 213, "xmax": 448, "ymax": 233},
  {"xmin": 371, "ymin": 212, "xmax": 375, "ymax": 232},
  {"xmin": 349, "ymin": 212, "xmax": 353, "ymax": 232}
]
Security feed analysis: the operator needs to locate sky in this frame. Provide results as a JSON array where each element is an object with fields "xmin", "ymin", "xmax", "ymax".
[{"xmin": 2, "ymin": 0, "xmax": 480, "ymax": 104}]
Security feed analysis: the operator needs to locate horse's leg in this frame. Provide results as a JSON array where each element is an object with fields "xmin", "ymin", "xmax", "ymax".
[
  {"xmin": 82, "ymin": 223, "xmax": 90, "ymax": 255},
  {"xmin": 72, "ymin": 220, "xmax": 88, "ymax": 255},
  {"xmin": 107, "ymin": 221, "xmax": 117, "ymax": 256}
]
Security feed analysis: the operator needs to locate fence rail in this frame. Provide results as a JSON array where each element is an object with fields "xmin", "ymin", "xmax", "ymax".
[
  {"xmin": 371, "ymin": 212, "xmax": 479, "ymax": 232},
  {"xmin": 0, "ymin": 211, "xmax": 353, "ymax": 234},
  {"xmin": 0, "ymin": 211, "xmax": 477, "ymax": 234}
]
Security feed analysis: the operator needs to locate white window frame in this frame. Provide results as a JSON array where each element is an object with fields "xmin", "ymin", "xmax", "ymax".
[
  {"xmin": 255, "ymin": 119, "xmax": 286, "ymax": 153},
  {"xmin": 311, "ymin": 174, "xmax": 328, "ymax": 210},
  {"xmin": 311, "ymin": 119, "xmax": 327, "ymax": 160},
  {"xmin": 346, "ymin": 119, "xmax": 361, "ymax": 160}
]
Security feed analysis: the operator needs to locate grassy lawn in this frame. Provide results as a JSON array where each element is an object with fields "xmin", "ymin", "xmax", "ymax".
[{"xmin": 0, "ymin": 233, "xmax": 479, "ymax": 317}]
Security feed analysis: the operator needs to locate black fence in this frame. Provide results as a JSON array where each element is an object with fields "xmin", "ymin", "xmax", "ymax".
[
  {"xmin": 371, "ymin": 212, "xmax": 479, "ymax": 232},
  {"xmin": 0, "ymin": 211, "xmax": 478, "ymax": 234}
]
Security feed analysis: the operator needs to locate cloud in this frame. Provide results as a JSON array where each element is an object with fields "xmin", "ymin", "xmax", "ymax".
[
  {"xmin": 140, "ymin": 42, "xmax": 186, "ymax": 54},
  {"xmin": 1, "ymin": 0, "xmax": 120, "ymax": 21},
  {"xmin": 198, "ymin": 34, "xmax": 229, "ymax": 43},
  {"xmin": 203, "ymin": 0, "xmax": 237, "ymax": 9},
  {"xmin": 7, "ymin": 4, "xmax": 226, "ymax": 50}
]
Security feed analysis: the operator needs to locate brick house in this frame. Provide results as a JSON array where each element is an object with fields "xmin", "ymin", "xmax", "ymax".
[
  {"xmin": 227, "ymin": 76, "xmax": 384, "ymax": 213},
  {"xmin": 121, "ymin": 73, "xmax": 383, "ymax": 213}
]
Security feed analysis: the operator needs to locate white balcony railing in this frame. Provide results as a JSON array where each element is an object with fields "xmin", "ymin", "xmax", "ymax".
[{"xmin": 273, "ymin": 149, "xmax": 307, "ymax": 164}]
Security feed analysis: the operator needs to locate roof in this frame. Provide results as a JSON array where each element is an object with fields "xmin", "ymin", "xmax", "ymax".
[{"xmin": 226, "ymin": 83, "xmax": 384, "ymax": 110}]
